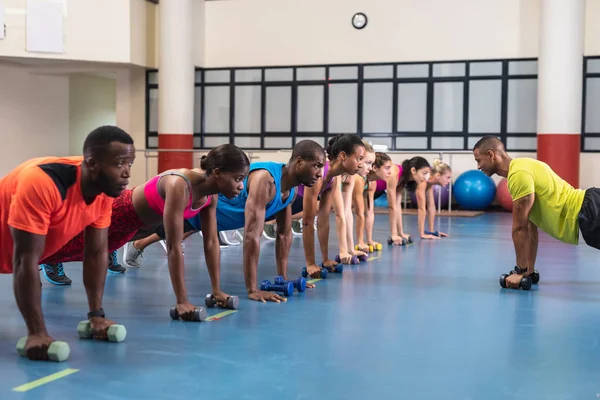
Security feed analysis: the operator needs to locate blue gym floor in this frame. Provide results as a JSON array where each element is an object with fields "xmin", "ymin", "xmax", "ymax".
[{"xmin": 1, "ymin": 212, "xmax": 600, "ymax": 399}]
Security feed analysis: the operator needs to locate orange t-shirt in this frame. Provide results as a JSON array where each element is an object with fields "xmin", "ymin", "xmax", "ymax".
[{"xmin": 0, "ymin": 156, "xmax": 114, "ymax": 273}]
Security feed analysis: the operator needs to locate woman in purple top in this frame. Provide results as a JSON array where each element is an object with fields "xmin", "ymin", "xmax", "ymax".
[{"xmin": 301, "ymin": 134, "xmax": 366, "ymax": 278}]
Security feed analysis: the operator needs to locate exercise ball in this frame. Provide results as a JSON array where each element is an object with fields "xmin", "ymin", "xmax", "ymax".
[
  {"xmin": 453, "ymin": 170, "xmax": 496, "ymax": 211},
  {"xmin": 373, "ymin": 193, "xmax": 388, "ymax": 208},
  {"xmin": 496, "ymin": 178, "xmax": 513, "ymax": 212},
  {"xmin": 408, "ymin": 184, "xmax": 451, "ymax": 208}
]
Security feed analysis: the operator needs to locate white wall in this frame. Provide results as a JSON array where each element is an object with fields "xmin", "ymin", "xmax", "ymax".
[
  {"xmin": 69, "ymin": 74, "xmax": 117, "ymax": 156},
  {"xmin": 0, "ymin": 63, "xmax": 69, "ymax": 176}
]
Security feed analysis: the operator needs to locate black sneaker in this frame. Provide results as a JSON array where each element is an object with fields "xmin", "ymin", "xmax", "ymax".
[
  {"xmin": 41, "ymin": 263, "xmax": 72, "ymax": 285},
  {"xmin": 108, "ymin": 250, "xmax": 126, "ymax": 274}
]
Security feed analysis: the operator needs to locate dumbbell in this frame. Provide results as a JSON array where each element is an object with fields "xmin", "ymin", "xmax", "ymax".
[
  {"xmin": 371, "ymin": 243, "xmax": 383, "ymax": 251},
  {"xmin": 274, "ymin": 276, "xmax": 306, "ymax": 292},
  {"xmin": 322, "ymin": 261, "xmax": 344, "ymax": 273},
  {"xmin": 169, "ymin": 306, "xmax": 207, "ymax": 322},
  {"xmin": 16, "ymin": 337, "xmax": 70, "ymax": 362},
  {"xmin": 302, "ymin": 266, "xmax": 328, "ymax": 279},
  {"xmin": 499, "ymin": 273, "xmax": 532, "ymax": 290},
  {"xmin": 335, "ymin": 254, "xmax": 359, "ymax": 265},
  {"xmin": 387, "ymin": 236, "xmax": 413, "ymax": 246},
  {"xmin": 260, "ymin": 279, "xmax": 294, "ymax": 296},
  {"xmin": 355, "ymin": 244, "xmax": 374, "ymax": 253},
  {"xmin": 509, "ymin": 267, "xmax": 540, "ymax": 284},
  {"xmin": 77, "ymin": 320, "xmax": 127, "ymax": 342},
  {"xmin": 205, "ymin": 293, "xmax": 239, "ymax": 309},
  {"xmin": 424, "ymin": 230, "xmax": 440, "ymax": 237}
]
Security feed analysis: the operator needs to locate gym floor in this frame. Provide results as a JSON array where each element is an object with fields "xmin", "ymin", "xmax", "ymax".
[{"xmin": 1, "ymin": 212, "xmax": 599, "ymax": 399}]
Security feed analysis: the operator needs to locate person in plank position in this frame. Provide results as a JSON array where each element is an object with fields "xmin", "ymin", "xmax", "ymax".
[
  {"xmin": 0, "ymin": 126, "xmax": 135, "ymax": 361},
  {"xmin": 472, "ymin": 135, "xmax": 600, "ymax": 289},
  {"xmin": 128, "ymin": 140, "xmax": 327, "ymax": 303},
  {"xmin": 40, "ymin": 144, "xmax": 250, "ymax": 319}
]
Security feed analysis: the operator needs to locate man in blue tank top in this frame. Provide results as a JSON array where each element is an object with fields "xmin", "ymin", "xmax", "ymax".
[{"xmin": 135, "ymin": 140, "xmax": 327, "ymax": 303}]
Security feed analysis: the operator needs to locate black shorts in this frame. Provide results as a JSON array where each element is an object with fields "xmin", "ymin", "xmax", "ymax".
[
  {"xmin": 578, "ymin": 187, "xmax": 600, "ymax": 250},
  {"xmin": 155, "ymin": 220, "xmax": 197, "ymax": 240},
  {"xmin": 374, "ymin": 190, "xmax": 385, "ymax": 200}
]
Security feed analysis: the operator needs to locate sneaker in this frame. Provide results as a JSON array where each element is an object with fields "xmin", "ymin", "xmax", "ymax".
[
  {"xmin": 124, "ymin": 242, "xmax": 144, "ymax": 267},
  {"xmin": 108, "ymin": 250, "xmax": 126, "ymax": 274},
  {"xmin": 292, "ymin": 219, "xmax": 302, "ymax": 235},
  {"xmin": 262, "ymin": 224, "xmax": 276, "ymax": 240},
  {"xmin": 41, "ymin": 263, "xmax": 72, "ymax": 285}
]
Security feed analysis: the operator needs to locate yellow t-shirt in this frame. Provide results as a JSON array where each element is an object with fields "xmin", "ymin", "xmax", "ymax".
[{"xmin": 507, "ymin": 158, "xmax": 585, "ymax": 245}]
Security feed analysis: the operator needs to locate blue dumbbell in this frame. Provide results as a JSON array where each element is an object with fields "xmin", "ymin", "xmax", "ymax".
[
  {"xmin": 274, "ymin": 276, "xmax": 306, "ymax": 292},
  {"xmin": 322, "ymin": 262, "xmax": 343, "ymax": 273},
  {"xmin": 302, "ymin": 266, "xmax": 328, "ymax": 279},
  {"xmin": 424, "ymin": 230, "xmax": 440, "ymax": 237},
  {"xmin": 335, "ymin": 254, "xmax": 359, "ymax": 265},
  {"xmin": 260, "ymin": 280, "xmax": 294, "ymax": 296}
]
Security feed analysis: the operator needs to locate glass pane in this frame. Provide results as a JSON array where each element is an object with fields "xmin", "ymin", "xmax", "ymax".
[
  {"xmin": 433, "ymin": 82, "xmax": 464, "ymax": 131},
  {"xmin": 363, "ymin": 136, "xmax": 392, "ymax": 150},
  {"xmin": 397, "ymin": 64, "xmax": 428, "ymax": 78},
  {"xmin": 469, "ymin": 62, "xmax": 502, "ymax": 76},
  {"xmin": 395, "ymin": 136, "xmax": 427, "ymax": 150},
  {"xmin": 148, "ymin": 136, "xmax": 158, "ymax": 148},
  {"xmin": 363, "ymin": 82, "xmax": 393, "ymax": 133},
  {"xmin": 265, "ymin": 136, "xmax": 292, "ymax": 149},
  {"xmin": 297, "ymin": 86, "xmax": 324, "ymax": 132},
  {"xmin": 296, "ymin": 67, "xmax": 325, "ymax": 81},
  {"xmin": 194, "ymin": 86, "xmax": 202, "ymax": 133},
  {"xmin": 431, "ymin": 136, "xmax": 464, "ymax": 149},
  {"xmin": 149, "ymin": 88, "xmax": 158, "ymax": 132},
  {"xmin": 266, "ymin": 86, "xmax": 291, "ymax": 131},
  {"xmin": 364, "ymin": 65, "xmax": 393, "ymax": 79},
  {"xmin": 507, "ymin": 79, "xmax": 537, "ymax": 133},
  {"xmin": 148, "ymin": 71, "xmax": 158, "ymax": 84},
  {"xmin": 329, "ymin": 66, "xmax": 358, "ymax": 80},
  {"xmin": 397, "ymin": 83, "xmax": 427, "ymax": 132},
  {"xmin": 328, "ymin": 83, "xmax": 357, "ymax": 133},
  {"xmin": 204, "ymin": 70, "xmax": 230, "ymax": 83},
  {"xmin": 468, "ymin": 80, "xmax": 501, "ymax": 133},
  {"xmin": 193, "ymin": 136, "xmax": 201, "ymax": 148},
  {"xmin": 509, "ymin": 60, "xmax": 537, "ymax": 75},
  {"xmin": 585, "ymin": 78, "xmax": 600, "ymax": 132},
  {"xmin": 507, "ymin": 136, "xmax": 537, "ymax": 150},
  {"xmin": 204, "ymin": 86, "xmax": 230, "ymax": 133},
  {"xmin": 467, "ymin": 136, "xmax": 483, "ymax": 149},
  {"xmin": 587, "ymin": 59, "xmax": 600, "ymax": 74},
  {"xmin": 235, "ymin": 86, "xmax": 261, "ymax": 133},
  {"xmin": 433, "ymin": 63, "xmax": 465, "ymax": 77},
  {"xmin": 265, "ymin": 68, "xmax": 293, "ymax": 81},
  {"xmin": 235, "ymin": 69, "xmax": 261, "ymax": 82},
  {"xmin": 194, "ymin": 70, "xmax": 202, "ymax": 84},
  {"xmin": 584, "ymin": 137, "xmax": 600, "ymax": 151},
  {"xmin": 203, "ymin": 136, "xmax": 229, "ymax": 147},
  {"xmin": 234, "ymin": 136, "xmax": 261, "ymax": 148},
  {"xmin": 297, "ymin": 136, "xmax": 325, "ymax": 147}
]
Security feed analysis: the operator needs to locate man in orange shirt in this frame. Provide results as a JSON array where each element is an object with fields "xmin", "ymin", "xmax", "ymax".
[{"xmin": 0, "ymin": 125, "xmax": 135, "ymax": 361}]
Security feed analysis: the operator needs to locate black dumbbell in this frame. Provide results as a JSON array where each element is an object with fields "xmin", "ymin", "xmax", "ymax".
[
  {"xmin": 169, "ymin": 305, "xmax": 207, "ymax": 321},
  {"xmin": 302, "ymin": 266, "xmax": 328, "ymax": 279},
  {"xmin": 260, "ymin": 280, "xmax": 294, "ymax": 296},
  {"xmin": 274, "ymin": 276, "xmax": 306, "ymax": 292},
  {"xmin": 510, "ymin": 267, "xmax": 540, "ymax": 284},
  {"xmin": 205, "ymin": 293, "xmax": 239, "ymax": 309},
  {"xmin": 499, "ymin": 273, "xmax": 532, "ymax": 290},
  {"xmin": 387, "ymin": 236, "xmax": 413, "ymax": 246}
]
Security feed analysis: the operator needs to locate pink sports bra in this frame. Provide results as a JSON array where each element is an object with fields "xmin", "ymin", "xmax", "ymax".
[{"xmin": 144, "ymin": 171, "xmax": 211, "ymax": 219}]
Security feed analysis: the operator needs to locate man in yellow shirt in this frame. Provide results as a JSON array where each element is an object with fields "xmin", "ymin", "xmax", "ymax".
[{"xmin": 472, "ymin": 135, "xmax": 600, "ymax": 289}]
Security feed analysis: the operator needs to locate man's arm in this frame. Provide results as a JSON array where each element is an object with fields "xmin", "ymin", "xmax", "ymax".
[
  {"xmin": 82, "ymin": 225, "xmax": 109, "ymax": 313},
  {"xmin": 512, "ymin": 193, "xmax": 535, "ymax": 272},
  {"xmin": 274, "ymin": 202, "xmax": 293, "ymax": 278},
  {"xmin": 11, "ymin": 228, "xmax": 47, "ymax": 336},
  {"xmin": 301, "ymin": 180, "xmax": 322, "ymax": 268}
]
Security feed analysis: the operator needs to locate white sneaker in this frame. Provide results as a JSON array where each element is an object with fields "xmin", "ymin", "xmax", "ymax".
[{"xmin": 124, "ymin": 242, "xmax": 144, "ymax": 267}]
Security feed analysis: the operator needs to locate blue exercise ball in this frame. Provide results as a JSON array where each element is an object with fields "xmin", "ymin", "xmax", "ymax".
[{"xmin": 453, "ymin": 170, "xmax": 496, "ymax": 211}]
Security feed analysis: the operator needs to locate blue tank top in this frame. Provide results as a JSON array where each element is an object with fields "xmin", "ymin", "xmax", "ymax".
[{"xmin": 188, "ymin": 162, "xmax": 296, "ymax": 232}]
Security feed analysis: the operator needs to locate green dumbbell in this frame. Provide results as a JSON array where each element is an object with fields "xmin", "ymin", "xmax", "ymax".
[
  {"xmin": 16, "ymin": 336, "xmax": 70, "ymax": 362},
  {"xmin": 77, "ymin": 320, "xmax": 127, "ymax": 342}
]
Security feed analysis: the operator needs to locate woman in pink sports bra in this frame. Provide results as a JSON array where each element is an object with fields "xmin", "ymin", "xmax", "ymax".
[
  {"xmin": 383, "ymin": 156, "xmax": 432, "ymax": 245},
  {"xmin": 41, "ymin": 144, "xmax": 250, "ymax": 320},
  {"xmin": 353, "ymin": 152, "xmax": 393, "ymax": 253},
  {"xmin": 302, "ymin": 134, "xmax": 367, "ymax": 278}
]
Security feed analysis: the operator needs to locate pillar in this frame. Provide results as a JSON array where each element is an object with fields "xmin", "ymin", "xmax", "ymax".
[
  {"xmin": 536, "ymin": 0, "xmax": 585, "ymax": 188},
  {"xmin": 158, "ymin": 0, "xmax": 194, "ymax": 172}
]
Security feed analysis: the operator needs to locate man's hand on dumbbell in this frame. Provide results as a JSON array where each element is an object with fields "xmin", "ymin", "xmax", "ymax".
[
  {"xmin": 89, "ymin": 316, "xmax": 120, "ymax": 340},
  {"xmin": 321, "ymin": 258, "xmax": 339, "ymax": 269},
  {"xmin": 248, "ymin": 289, "xmax": 287, "ymax": 303},
  {"xmin": 24, "ymin": 333, "xmax": 55, "ymax": 361},
  {"xmin": 211, "ymin": 291, "xmax": 235, "ymax": 308},
  {"xmin": 174, "ymin": 302, "xmax": 200, "ymax": 321}
]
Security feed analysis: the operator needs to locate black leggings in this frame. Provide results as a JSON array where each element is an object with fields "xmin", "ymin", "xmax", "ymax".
[{"xmin": 578, "ymin": 187, "xmax": 600, "ymax": 250}]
